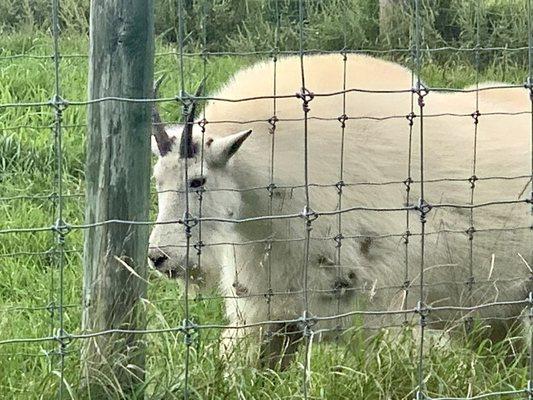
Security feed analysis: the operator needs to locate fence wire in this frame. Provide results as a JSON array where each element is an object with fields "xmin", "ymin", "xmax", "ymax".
[
  {"xmin": 1, "ymin": 46, "xmax": 532, "ymax": 62},
  {"xmin": 1, "ymin": 0, "xmax": 533, "ymax": 399}
]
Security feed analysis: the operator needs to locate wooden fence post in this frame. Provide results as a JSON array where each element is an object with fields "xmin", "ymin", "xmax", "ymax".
[{"xmin": 82, "ymin": 0, "xmax": 154, "ymax": 396}]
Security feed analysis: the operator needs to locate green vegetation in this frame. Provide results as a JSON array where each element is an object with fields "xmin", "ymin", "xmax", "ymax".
[
  {"xmin": 0, "ymin": 0, "xmax": 529, "ymax": 58},
  {"xmin": 1, "ymin": 0, "xmax": 532, "ymax": 399}
]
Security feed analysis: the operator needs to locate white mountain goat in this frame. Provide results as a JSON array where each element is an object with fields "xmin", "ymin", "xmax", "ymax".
[{"xmin": 148, "ymin": 54, "xmax": 532, "ymax": 367}]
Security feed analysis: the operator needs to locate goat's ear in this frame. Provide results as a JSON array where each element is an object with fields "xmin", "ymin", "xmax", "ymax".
[
  {"xmin": 206, "ymin": 130, "xmax": 252, "ymax": 166},
  {"xmin": 151, "ymin": 129, "xmax": 178, "ymax": 157}
]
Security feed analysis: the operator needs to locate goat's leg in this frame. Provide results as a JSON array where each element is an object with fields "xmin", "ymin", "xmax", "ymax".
[{"xmin": 260, "ymin": 322, "xmax": 303, "ymax": 369}]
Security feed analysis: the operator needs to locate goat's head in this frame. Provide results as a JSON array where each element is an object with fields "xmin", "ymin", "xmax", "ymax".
[{"xmin": 148, "ymin": 78, "xmax": 252, "ymax": 287}]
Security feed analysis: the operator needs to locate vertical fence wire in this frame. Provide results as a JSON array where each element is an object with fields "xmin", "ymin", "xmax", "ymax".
[
  {"xmin": 48, "ymin": 0, "xmax": 59, "ymax": 375},
  {"xmin": 297, "ymin": 0, "xmax": 313, "ymax": 398},
  {"xmin": 191, "ymin": 0, "xmax": 209, "ymax": 355},
  {"xmin": 265, "ymin": 0, "xmax": 280, "ymax": 355},
  {"xmin": 48, "ymin": 135, "xmax": 57, "ymax": 370},
  {"xmin": 465, "ymin": 0, "xmax": 482, "ymax": 335},
  {"xmin": 51, "ymin": 0, "xmax": 67, "ymax": 398},
  {"xmin": 526, "ymin": 0, "xmax": 533, "ymax": 400},
  {"xmin": 177, "ymin": 0, "xmax": 193, "ymax": 398},
  {"xmin": 413, "ymin": 0, "xmax": 428, "ymax": 398},
  {"xmin": 193, "ymin": 0, "xmax": 207, "ymax": 315},
  {"xmin": 334, "ymin": 0, "xmax": 348, "ymax": 342},
  {"xmin": 403, "ymin": 6, "xmax": 416, "ymax": 325}
]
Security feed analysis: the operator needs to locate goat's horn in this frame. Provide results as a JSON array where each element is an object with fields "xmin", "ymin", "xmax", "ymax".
[
  {"xmin": 152, "ymin": 75, "xmax": 173, "ymax": 156},
  {"xmin": 180, "ymin": 78, "xmax": 206, "ymax": 159}
]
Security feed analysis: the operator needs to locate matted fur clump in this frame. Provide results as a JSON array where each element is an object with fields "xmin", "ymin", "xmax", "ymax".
[{"xmin": 148, "ymin": 54, "xmax": 531, "ymax": 366}]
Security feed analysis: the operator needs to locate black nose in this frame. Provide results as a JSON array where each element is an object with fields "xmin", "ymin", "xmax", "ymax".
[{"xmin": 149, "ymin": 250, "xmax": 168, "ymax": 268}]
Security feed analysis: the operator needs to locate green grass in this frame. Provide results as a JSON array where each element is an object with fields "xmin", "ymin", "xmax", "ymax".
[
  {"xmin": 0, "ymin": 0, "xmax": 529, "ymax": 59},
  {"xmin": 0, "ymin": 32, "xmax": 531, "ymax": 399}
]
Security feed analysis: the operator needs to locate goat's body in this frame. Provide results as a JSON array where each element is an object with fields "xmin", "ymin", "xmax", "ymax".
[{"xmin": 199, "ymin": 54, "xmax": 531, "ymax": 339}]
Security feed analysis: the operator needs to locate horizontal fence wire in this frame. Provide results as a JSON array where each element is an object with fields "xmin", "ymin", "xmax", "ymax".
[
  {"xmin": 2, "ymin": 111, "xmax": 533, "ymax": 132},
  {"xmin": 1, "ymin": 228, "xmax": 531, "ymax": 262},
  {"xmin": 1, "ymin": 84, "xmax": 530, "ymax": 110},
  {"xmin": 1, "ymin": 298, "xmax": 531, "ymax": 346},
  {"xmin": 0, "ymin": 45, "xmax": 531, "ymax": 61},
  {"xmin": 2, "ymin": 274, "xmax": 532, "ymax": 314},
  {"xmin": 0, "ymin": 199, "xmax": 530, "ymax": 235},
  {"xmin": 1, "ymin": 223, "xmax": 532, "ymax": 258},
  {"xmin": 1, "ymin": 174, "xmax": 531, "ymax": 202}
]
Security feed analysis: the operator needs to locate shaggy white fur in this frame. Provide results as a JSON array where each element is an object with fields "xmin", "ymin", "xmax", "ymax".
[{"xmin": 149, "ymin": 54, "xmax": 532, "ymax": 365}]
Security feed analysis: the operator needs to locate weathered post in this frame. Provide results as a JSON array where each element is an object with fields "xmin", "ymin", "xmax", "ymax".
[{"xmin": 82, "ymin": 0, "xmax": 154, "ymax": 396}]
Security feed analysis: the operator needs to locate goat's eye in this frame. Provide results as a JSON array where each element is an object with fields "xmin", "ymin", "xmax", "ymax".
[{"xmin": 189, "ymin": 177, "xmax": 206, "ymax": 188}]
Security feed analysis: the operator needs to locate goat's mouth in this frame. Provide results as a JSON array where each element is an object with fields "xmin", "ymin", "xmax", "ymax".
[
  {"xmin": 162, "ymin": 264, "xmax": 204, "ymax": 284},
  {"xmin": 148, "ymin": 252, "xmax": 205, "ymax": 283}
]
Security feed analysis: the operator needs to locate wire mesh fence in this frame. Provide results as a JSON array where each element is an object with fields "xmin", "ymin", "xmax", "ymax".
[{"xmin": 1, "ymin": 0, "xmax": 533, "ymax": 399}]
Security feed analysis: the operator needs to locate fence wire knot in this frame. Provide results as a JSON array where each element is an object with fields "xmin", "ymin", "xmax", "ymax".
[
  {"xmin": 194, "ymin": 186, "xmax": 205, "ymax": 200},
  {"xmin": 466, "ymin": 226, "xmax": 476, "ymax": 240},
  {"xmin": 270, "ymin": 47, "xmax": 279, "ymax": 62},
  {"xmin": 48, "ymin": 192, "xmax": 59, "ymax": 204},
  {"xmin": 193, "ymin": 240, "xmax": 204, "ymax": 255},
  {"xmin": 406, "ymin": 111, "xmax": 416, "ymax": 126},
  {"xmin": 50, "ymin": 94, "xmax": 68, "ymax": 111},
  {"xmin": 468, "ymin": 175, "xmax": 478, "ymax": 189},
  {"xmin": 412, "ymin": 83, "xmax": 429, "ymax": 107},
  {"xmin": 300, "ymin": 206, "xmax": 318, "ymax": 222},
  {"xmin": 177, "ymin": 91, "xmax": 193, "ymax": 109},
  {"xmin": 264, "ymin": 288, "xmax": 273, "ymax": 304},
  {"xmin": 415, "ymin": 198, "xmax": 432, "ymax": 222},
  {"xmin": 52, "ymin": 218, "xmax": 71, "ymax": 237},
  {"xmin": 266, "ymin": 183, "xmax": 277, "ymax": 197},
  {"xmin": 335, "ymin": 180, "xmax": 345, "ymax": 194},
  {"xmin": 181, "ymin": 319, "xmax": 198, "ymax": 346},
  {"xmin": 47, "ymin": 301, "xmax": 56, "ymax": 317},
  {"xmin": 471, "ymin": 110, "xmax": 481, "ymax": 125},
  {"xmin": 415, "ymin": 301, "xmax": 429, "ymax": 324},
  {"xmin": 268, "ymin": 115, "xmax": 279, "ymax": 134},
  {"xmin": 340, "ymin": 48, "xmax": 348, "ymax": 61},
  {"xmin": 198, "ymin": 118, "xmax": 208, "ymax": 130},
  {"xmin": 182, "ymin": 212, "xmax": 198, "ymax": 232},
  {"xmin": 54, "ymin": 328, "xmax": 72, "ymax": 349},
  {"xmin": 337, "ymin": 114, "xmax": 348, "ymax": 128},
  {"xmin": 333, "ymin": 234, "xmax": 344, "ymax": 248},
  {"xmin": 297, "ymin": 312, "xmax": 317, "ymax": 338},
  {"xmin": 296, "ymin": 88, "xmax": 314, "ymax": 113},
  {"xmin": 402, "ymin": 230, "xmax": 411, "ymax": 244}
]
